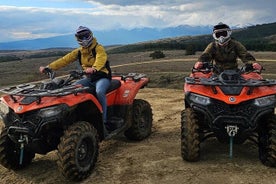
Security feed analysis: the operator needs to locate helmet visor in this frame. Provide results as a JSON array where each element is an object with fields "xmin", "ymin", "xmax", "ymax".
[
  {"xmin": 75, "ymin": 31, "xmax": 91, "ymax": 41},
  {"xmin": 214, "ymin": 31, "xmax": 228, "ymax": 38}
]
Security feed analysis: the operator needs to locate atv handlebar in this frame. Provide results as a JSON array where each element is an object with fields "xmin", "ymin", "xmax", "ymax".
[
  {"xmin": 192, "ymin": 62, "xmax": 214, "ymax": 74},
  {"xmin": 0, "ymin": 70, "xmax": 90, "ymax": 97},
  {"xmin": 240, "ymin": 63, "xmax": 264, "ymax": 74},
  {"xmin": 193, "ymin": 63, "xmax": 264, "ymax": 74},
  {"xmin": 43, "ymin": 68, "xmax": 85, "ymax": 81},
  {"xmin": 43, "ymin": 67, "xmax": 55, "ymax": 80}
]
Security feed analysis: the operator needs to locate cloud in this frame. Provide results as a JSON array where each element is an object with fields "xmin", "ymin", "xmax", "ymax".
[
  {"xmin": 86, "ymin": 0, "xmax": 196, "ymax": 6},
  {"xmin": 0, "ymin": 0, "xmax": 275, "ymax": 42}
]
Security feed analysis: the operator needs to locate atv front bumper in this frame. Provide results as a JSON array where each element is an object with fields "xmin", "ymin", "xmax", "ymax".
[{"xmin": 185, "ymin": 92, "xmax": 275, "ymax": 142}]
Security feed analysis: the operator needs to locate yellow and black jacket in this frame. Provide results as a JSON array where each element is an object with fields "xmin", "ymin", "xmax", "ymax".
[{"xmin": 48, "ymin": 38, "xmax": 109, "ymax": 76}]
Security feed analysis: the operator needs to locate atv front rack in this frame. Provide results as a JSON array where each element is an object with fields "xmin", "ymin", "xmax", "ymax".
[
  {"xmin": 185, "ymin": 77, "xmax": 276, "ymax": 87},
  {"xmin": 0, "ymin": 73, "xmax": 147, "ymax": 99},
  {"xmin": 120, "ymin": 73, "xmax": 147, "ymax": 82},
  {"xmin": 0, "ymin": 83, "xmax": 89, "ymax": 97}
]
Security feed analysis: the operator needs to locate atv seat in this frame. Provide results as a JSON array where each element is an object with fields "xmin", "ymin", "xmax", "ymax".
[{"xmin": 106, "ymin": 79, "xmax": 121, "ymax": 93}]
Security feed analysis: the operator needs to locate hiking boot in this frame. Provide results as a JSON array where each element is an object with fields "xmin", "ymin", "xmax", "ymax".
[{"xmin": 105, "ymin": 117, "xmax": 124, "ymax": 131}]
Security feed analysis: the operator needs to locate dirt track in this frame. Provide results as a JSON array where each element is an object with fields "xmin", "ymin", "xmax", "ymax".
[
  {"xmin": 1, "ymin": 51, "xmax": 276, "ymax": 183},
  {"xmin": 1, "ymin": 88, "xmax": 275, "ymax": 184}
]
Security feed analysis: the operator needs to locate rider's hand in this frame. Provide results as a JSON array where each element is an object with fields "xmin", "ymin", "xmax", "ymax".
[
  {"xmin": 85, "ymin": 67, "xmax": 97, "ymax": 74},
  {"xmin": 194, "ymin": 62, "xmax": 203, "ymax": 69},
  {"xmin": 39, "ymin": 66, "xmax": 46, "ymax": 73},
  {"xmin": 252, "ymin": 63, "xmax": 262, "ymax": 71}
]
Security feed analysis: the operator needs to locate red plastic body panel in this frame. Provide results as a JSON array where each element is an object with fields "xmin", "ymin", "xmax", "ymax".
[
  {"xmin": 184, "ymin": 71, "xmax": 276, "ymax": 105},
  {"xmin": 110, "ymin": 76, "xmax": 149, "ymax": 105},
  {"xmin": 1, "ymin": 75, "xmax": 149, "ymax": 114},
  {"xmin": 1, "ymin": 93, "xmax": 102, "ymax": 114}
]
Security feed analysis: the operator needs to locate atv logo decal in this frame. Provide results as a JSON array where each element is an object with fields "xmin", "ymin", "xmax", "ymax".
[
  {"xmin": 16, "ymin": 106, "xmax": 23, "ymax": 112},
  {"xmin": 229, "ymin": 96, "xmax": 236, "ymax": 102},
  {"xmin": 123, "ymin": 90, "xmax": 130, "ymax": 97},
  {"xmin": 225, "ymin": 125, "xmax": 239, "ymax": 136}
]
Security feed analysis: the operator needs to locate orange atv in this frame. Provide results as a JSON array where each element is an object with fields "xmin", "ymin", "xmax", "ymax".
[
  {"xmin": 181, "ymin": 63, "xmax": 276, "ymax": 167},
  {"xmin": 0, "ymin": 69, "xmax": 152, "ymax": 181}
]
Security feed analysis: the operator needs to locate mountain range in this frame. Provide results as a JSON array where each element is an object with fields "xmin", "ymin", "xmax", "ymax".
[{"xmin": 0, "ymin": 25, "xmax": 212, "ymax": 50}]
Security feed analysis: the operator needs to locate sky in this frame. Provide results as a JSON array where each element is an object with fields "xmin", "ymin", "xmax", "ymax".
[{"xmin": 0, "ymin": 0, "xmax": 275, "ymax": 43}]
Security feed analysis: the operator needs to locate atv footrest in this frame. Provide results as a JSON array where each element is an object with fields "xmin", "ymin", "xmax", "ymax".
[{"xmin": 107, "ymin": 117, "xmax": 124, "ymax": 130}]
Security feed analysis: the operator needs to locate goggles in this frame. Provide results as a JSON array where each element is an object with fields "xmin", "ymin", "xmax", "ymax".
[
  {"xmin": 213, "ymin": 28, "xmax": 231, "ymax": 39},
  {"xmin": 75, "ymin": 31, "xmax": 91, "ymax": 41},
  {"xmin": 214, "ymin": 31, "xmax": 227, "ymax": 38}
]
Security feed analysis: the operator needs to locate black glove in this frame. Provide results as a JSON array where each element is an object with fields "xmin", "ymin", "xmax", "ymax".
[
  {"xmin": 69, "ymin": 71, "xmax": 83, "ymax": 79},
  {"xmin": 243, "ymin": 63, "xmax": 253, "ymax": 72}
]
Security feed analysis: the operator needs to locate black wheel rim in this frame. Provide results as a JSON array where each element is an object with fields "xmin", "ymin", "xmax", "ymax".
[{"xmin": 77, "ymin": 137, "xmax": 94, "ymax": 168}]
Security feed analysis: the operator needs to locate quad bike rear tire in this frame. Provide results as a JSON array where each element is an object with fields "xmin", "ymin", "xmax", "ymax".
[
  {"xmin": 57, "ymin": 121, "xmax": 99, "ymax": 181},
  {"xmin": 258, "ymin": 114, "xmax": 276, "ymax": 167},
  {"xmin": 181, "ymin": 108, "xmax": 200, "ymax": 162},
  {"xmin": 124, "ymin": 99, "xmax": 153, "ymax": 141},
  {"xmin": 0, "ymin": 128, "xmax": 35, "ymax": 170}
]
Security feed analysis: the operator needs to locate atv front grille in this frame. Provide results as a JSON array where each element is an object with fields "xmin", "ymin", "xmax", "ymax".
[
  {"xmin": 208, "ymin": 99, "xmax": 256, "ymax": 118},
  {"xmin": 5, "ymin": 110, "xmax": 41, "ymax": 133}
]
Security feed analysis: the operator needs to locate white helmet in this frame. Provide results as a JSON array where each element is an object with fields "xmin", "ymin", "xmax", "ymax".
[
  {"xmin": 212, "ymin": 22, "xmax": 232, "ymax": 46},
  {"xmin": 75, "ymin": 26, "xmax": 93, "ymax": 47}
]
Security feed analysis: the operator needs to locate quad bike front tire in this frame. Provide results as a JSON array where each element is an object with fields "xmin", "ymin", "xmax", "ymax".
[
  {"xmin": 0, "ymin": 128, "xmax": 35, "ymax": 170},
  {"xmin": 57, "ymin": 121, "xmax": 99, "ymax": 181},
  {"xmin": 181, "ymin": 108, "xmax": 200, "ymax": 162},
  {"xmin": 258, "ymin": 114, "xmax": 276, "ymax": 167},
  {"xmin": 124, "ymin": 99, "xmax": 153, "ymax": 141}
]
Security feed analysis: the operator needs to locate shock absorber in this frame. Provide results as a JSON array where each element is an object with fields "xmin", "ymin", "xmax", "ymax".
[
  {"xmin": 225, "ymin": 125, "xmax": 239, "ymax": 159},
  {"xmin": 18, "ymin": 134, "xmax": 28, "ymax": 165}
]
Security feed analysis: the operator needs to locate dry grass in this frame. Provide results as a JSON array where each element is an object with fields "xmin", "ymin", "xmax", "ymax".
[{"xmin": 0, "ymin": 49, "xmax": 276, "ymax": 89}]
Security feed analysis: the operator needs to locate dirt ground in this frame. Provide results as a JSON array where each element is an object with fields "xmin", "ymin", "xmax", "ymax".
[
  {"xmin": 0, "ymin": 50, "xmax": 276, "ymax": 184},
  {"xmin": 0, "ymin": 88, "xmax": 275, "ymax": 184}
]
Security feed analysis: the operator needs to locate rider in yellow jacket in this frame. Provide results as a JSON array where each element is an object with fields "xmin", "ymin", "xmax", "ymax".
[
  {"xmin": 39, "ymin": 26, "xmax": 111, "ymax": 133},
  {"xmin": 48, "ymin": 37, "xmax": 109, "ymax": 75}
]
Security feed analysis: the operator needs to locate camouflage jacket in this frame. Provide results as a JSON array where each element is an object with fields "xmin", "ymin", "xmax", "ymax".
[{"xmin": 198, "ymin": 39, "xmax": 256, "ymax": 69}]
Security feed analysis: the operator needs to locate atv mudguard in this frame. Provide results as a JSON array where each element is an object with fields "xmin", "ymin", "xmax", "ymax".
[{"xmin": 108, "ymin": 75, "xmax": 149, "ymax": 106}]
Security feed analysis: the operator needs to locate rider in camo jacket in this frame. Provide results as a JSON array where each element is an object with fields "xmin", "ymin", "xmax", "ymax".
[{"xmin": 194, "ymin": 22, "xmax": 262, "ymax": 72}]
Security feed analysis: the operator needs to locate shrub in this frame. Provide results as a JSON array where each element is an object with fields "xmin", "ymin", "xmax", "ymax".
[
  {"xmin": 149, "ymin": 50, "xmax": 165, "ymax": 59},
  {"xmin": 0, "ymin": 55, "xmax": 21, "ymax": 62}
]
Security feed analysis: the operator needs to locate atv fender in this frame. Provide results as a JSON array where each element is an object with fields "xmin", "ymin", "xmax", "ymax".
[{"xmin": 113, "ymin": 77, "xmax": 149, "ymax": 105}]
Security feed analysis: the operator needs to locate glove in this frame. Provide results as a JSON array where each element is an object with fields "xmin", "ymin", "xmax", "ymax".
[
  {"xmin": 252, "ymin": 63, "xmax": 262, "ymax": 71},
  {"xmin": 194, "ymin": 62, "xmax": 203, "ymax": 69},
  {"xmin": 243, "ymin": 63, "xmax": 253, "ymax": 72}
]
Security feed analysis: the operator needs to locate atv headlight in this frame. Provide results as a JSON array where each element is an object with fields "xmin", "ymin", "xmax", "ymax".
[
  {"xmin": 190, "ymin": 93, "xmax": 211, "ymax": 105},
  {"xmin": 38, "ymin": 105, "xmax": 66, "ymax": 118},
  {"xmin": 254, "ymin": 95, "xmax": 275, "ymax": 107}
]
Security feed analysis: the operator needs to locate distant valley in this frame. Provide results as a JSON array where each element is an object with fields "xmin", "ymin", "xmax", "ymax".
[{"xmin": 0, "ymin": 25, "xmax": 212, "ymax": 50}]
